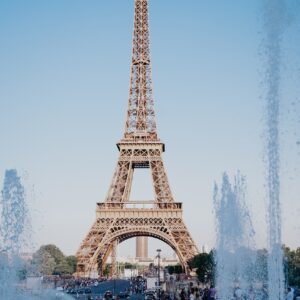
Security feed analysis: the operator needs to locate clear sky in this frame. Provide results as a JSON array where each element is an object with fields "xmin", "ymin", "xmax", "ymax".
[{"xmin": 0, "ymin": 0, "xmax": 299, "ymax": 258}]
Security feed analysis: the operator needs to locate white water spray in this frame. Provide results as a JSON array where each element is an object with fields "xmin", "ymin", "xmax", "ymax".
[
  {"xmin": 263, "ymin": 1, "xmax": 286, "ymax": 298},
  {"xmin": 0, "ymin": 169, "xmax": 73, "ymax": 299},
  {"xmin": 0, "ymin": 169, "xmax": 28, "ymax": 299},
  {"xmin": 214, "ymin": 172, "xmax": 256, "ymax": 300},
  {"xmin": 1, "ymin": 169, "xmax": 27, "ymax": 253}
]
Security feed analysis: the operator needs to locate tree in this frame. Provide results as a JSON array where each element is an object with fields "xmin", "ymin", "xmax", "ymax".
[
  {"xmin": 166, "ymin": 264, "xmax": 183, "ymax": 274},
  {"xmin": 54, "ymin": 259, "xmax": 72, "ymax": 275},
  {"xmin": 66, "ymin": 255, "xmax": 77, "ymax": 274},
  {"xmin": 103, "ymin": 264, "xmax": 111, "ymax": 276},
  {"xmin": 284, "ymin": 246, "xmax": 300, "ymax": 287},
  {"xmin": 32, "ymin": 249, "xmax": 56, "ymax": 275},
  {"xmin": 40, "ymin": 244, "xmax": 65, "ymax": 265},
  {"xmin": 188, "ymin": 247, "xmax": 300, "ymax": 287},
  {"xmin": 189, "ymin": 251, "xmax": 215, "ymax": 283},
  {"xmin": 124, "ymin": 262, "xmax": 134, "ymax": 269},
  {"xmin": 174, "ymin": 264, "xmax": 183, "ymax": 274},
  {"xmin": 31, "ymin": 244, "xmax": 76, "ymax": 276},
  {"xmin": 166, "ymin": 265, "xmax": 175, "ymax": 275}
]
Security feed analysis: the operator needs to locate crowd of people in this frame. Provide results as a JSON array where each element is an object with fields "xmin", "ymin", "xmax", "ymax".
[
  {"xmin": 41, "ymin": 275, "xmax": 107, "ymax": 290},
  {"xmin": 61, "ymin": 277, "xmax": 107, "ymax": 290},
  {"xmin": 163, "ymin": 277, "xmax": 300, "ymax": 300},
  {"xmin": 170, "ymin": 285, "xmax": 216, "ymax": 300},
  {"xmin": 130, "ymin": 276, "xmax": 146, "ymax": 294},
  {"xmin": 168, "ymin": 284, "xmax": 300, "ymax": 300},
  {"xmin": 41, "ymin": 274, "xmax": 299, "ymax": 300}
]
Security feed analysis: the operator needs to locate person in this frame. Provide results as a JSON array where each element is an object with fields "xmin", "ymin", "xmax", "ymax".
[
  {"xmin": 189, "ymin": 288, "xmax": 195, "ymax": 300},
  {"xmin": 286, "ymin": 287, "xmax": 294, "ymax": 300},
  {"xmin": 208, "ymin": 285, "xmax": 216, "ymax": 300},
  {"xmin": 180, "ymin": 289, "xmax": 186, "ymax": 300},
  {"xmin": 202, "ymin": 287, "xmax": 209, "ymax": 300}
]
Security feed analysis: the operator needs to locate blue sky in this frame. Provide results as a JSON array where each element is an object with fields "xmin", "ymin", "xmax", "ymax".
[{"xmin": 0, "ymin": 0, "xmax": 299, "ymax": 257}]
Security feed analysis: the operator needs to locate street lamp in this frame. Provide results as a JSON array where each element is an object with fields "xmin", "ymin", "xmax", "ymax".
[{"xmin": 156, "ymin": 249, "xmax": 162, "ymax": 300}]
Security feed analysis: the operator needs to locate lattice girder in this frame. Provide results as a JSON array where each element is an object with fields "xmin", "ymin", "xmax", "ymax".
[
  {"xmin": 76, "ymin": 207, "xmax": 198, "ymax": 277},
  {"xmin": 105, "ymin": 142, "xmax": 174, "ymax": 203},
  {"xmin": 125, "ymin": 0, "xmax": 157, "ymax": 139}
]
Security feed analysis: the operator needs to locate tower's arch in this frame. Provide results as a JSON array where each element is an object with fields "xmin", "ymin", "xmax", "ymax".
[
  {"xmin": 88, "ymin": 227, "xmax": 187, "ymax": 274},
  {"xmin": 76, "ymin": 204, "xmax": 198, "ymax": 277}
]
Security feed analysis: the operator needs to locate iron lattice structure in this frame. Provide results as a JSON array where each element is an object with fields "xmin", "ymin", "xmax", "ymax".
[{"xmin": 76, "ymin": 0, "xmax": 198, "ymax": 277}]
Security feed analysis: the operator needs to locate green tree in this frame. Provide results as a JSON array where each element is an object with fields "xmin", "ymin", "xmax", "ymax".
[
  {"xmin": 32, "ymin": 249, "xmax": 56, "ymax": 275},
  {"xmin": 66, "ymin": 255, "xmax": 77, "ymax": 274},
  {"xmin": 103, "ymin": 264, "xmax": 111, "ymax": 276},
  {"xmin": 166, "ymin": 264, "xmax": 183, "ymax": 274},
  {"xmin": 31, "ymin": 244, "xmax": 76, "ymax": 276},
  {"xmin": 41, "ymin": 244, "xmax": 65, "ymax": 265},
  {"xmin": 125, "ymin": 262, "xmax": 134, "ymax": 269},
  {"xmin": 54, "ymin": 259, "xmax": 72, "ymax": 275},
  {"xmin": 174, "ymin": 264, "xmax": 183, "ymax": 274},
  {"xmin": 188, "ymin": 247, "xmax": 300, "ymax": 287},
  {"xmin": 284, "ymin": 246, "xmax": 300, "ymax": 287},
  {"xmin": 189, "ymin": 251, "xmax": 215, "ymax": 283},
  {"xmin": 166, "ymin": 265, "xmax": 175, "ymax": 274}
]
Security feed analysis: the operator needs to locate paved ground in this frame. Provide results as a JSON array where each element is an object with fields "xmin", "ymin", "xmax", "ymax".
[
  {"xmin": 67, "ymin": 279, "xmax": 146, "ymax": 300},
  {"xmin": 91, "ymin": 279, "xmax": 130, "ymax": 295}
]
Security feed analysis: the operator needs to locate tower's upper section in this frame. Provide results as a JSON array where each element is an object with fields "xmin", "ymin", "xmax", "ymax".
[{"xmin": 123, "ymin": 0, "xmax": 158, "ymax": 142}]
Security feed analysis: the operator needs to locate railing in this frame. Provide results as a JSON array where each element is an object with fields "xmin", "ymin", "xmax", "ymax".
[{"xmin": 97, "ymin": 201, "xmax": 182, "ymax": 210}]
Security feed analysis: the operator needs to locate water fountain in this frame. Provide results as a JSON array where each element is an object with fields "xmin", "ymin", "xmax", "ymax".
[
  {"xmin": 0, "ymin": 169, "xmax": 29, "ymax": 299},
  {"xmin": 214, "ymin": 1, "xmax": 288, "ymax": 299},
  {"xmin": 0, "ymin": 169, "xmax": 72, "ymax": 299},
  {"xmin": 263, "ymin": 0, "xmax": 286, "ymax": 298},
  {"xmin": 214, "ymin": 172, "xmax": 256, "ymax": 299}
]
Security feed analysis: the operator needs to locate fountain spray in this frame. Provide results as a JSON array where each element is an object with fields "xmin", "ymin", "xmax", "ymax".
[{"xmin": 263, "ymin": 0, "xmax": 286, "ymax": 298}]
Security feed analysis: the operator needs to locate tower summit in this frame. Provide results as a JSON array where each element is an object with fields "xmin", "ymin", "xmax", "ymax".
[
  {"xmin": 76, "ymin": 0, "xmax": 198, "ymax": 277},
  {"xmin": 124, "ymin": 0, "xmax": 157, "ymax": 140}
]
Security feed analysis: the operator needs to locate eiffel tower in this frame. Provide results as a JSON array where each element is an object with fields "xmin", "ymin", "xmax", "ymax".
[{"xmin": 76, "ymin": 0, "xmax": 199, "ymax": 277}]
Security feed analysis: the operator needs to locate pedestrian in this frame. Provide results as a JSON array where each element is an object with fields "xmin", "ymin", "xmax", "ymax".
[
  {"xmin": 180, "ymin": 288, "xmax": 186, "ymax": 300},
  {"xmin": 195, "ymin": 291, "xmax": 201, "ymax": 300},
  {"xmin": 202, "ymin": 287, "xmax": 209, "ymax": 300},
  {"xmin": 208, "ymin": 285, "xmax": 216, "ymax": 300},
  {"xmin": 189, "ymin": 288, "xmax": 195, "ymax": 300},
  {"xmin": 286, "ymin": 287, "xmax": 294, "ymax": 300}
]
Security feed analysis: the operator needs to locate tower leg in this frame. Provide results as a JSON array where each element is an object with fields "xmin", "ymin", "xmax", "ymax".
[
  {"xmin": 97, "ymin": 255, "xmax": 103, "ymax": 277},
  {"xmin": 110, "ymin": 239, "xmax": 118, "ymax": 277}
]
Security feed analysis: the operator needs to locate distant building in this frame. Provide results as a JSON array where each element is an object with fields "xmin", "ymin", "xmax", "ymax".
[{"xmin": 136, "ymin": 237, "xmax": 148, "ymax": 260}]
